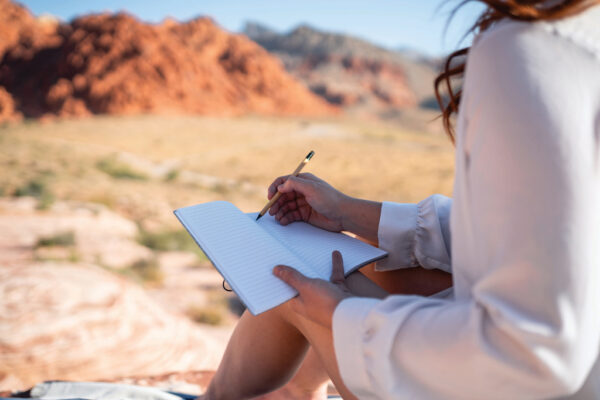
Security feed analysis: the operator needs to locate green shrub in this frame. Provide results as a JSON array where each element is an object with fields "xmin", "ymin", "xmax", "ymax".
[
  {"xmin": 164, "ymin": 169, "xmax": 179, "ymax": 182},
  {"xmin": 97, "ymin": 157, "xmax": 148, "ymax": 180},
  {"xmin": 14, "ymin": 177, "xmax": 55, "ymax": 209},
  {"xmin": 34, "ymin": 248, "xmax": 81, "ymax": 263},
  {"xmin": 128, "ymin": 257, "xmax": 164, "ymax": 285},
  {"xmin": 137, "ymin": 228, "xmax": 207, "ymax": 260},
  {"xmin": 36, "ymin": 231, "xmax": 75, "ymax": 247},
  {"xmin": 15, "ymin": 178, "xmax": 46, "ymax": 197},
  {"xmin": 37, "ymin": 191, "xmax": 55, "ymax": 210},
  {"xmin": 187, "ymin": 305, "xmax": 224, "ymax": 326}
]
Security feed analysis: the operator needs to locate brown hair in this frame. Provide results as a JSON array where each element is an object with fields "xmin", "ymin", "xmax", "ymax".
[{"xmin": 435, "ymin": 0, "xmax": 600, "ymax": 142}]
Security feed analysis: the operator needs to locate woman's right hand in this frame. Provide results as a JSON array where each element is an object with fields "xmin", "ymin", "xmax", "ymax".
[{"xmin": 267, "ymin": 173, "xmax": 350, "ymax": 232}]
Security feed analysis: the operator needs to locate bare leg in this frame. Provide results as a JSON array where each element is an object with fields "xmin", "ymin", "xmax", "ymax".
[
  {"xmin": 202, "ymin": 265, "xmax": 451, "ymax": 399},
  {"xmin": 255, "ymin": 270, "xmax": 390, "ymax": 400},
  {"xmin": 254, "ymin": 348, "xmax": 329, "ymax": 400},
  {"xmin": 201, "ymin": 299, "xmax": 358, "ymax": 400},
  {"xmin": 262, "ymin": 266, "xmax": 452, "ymax": 399},
  {"xmin": 350, "ymin": 234, "xmax": 453, "ymax": 296},
  {"xmin": 360, "ymin": 264, "xmax": 453, "ymax": 296}
]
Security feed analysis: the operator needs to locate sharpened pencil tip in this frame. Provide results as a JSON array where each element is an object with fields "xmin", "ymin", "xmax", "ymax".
[{"xmin": 255, "ymin": 214, "xmax": 262, "ymax": 221}]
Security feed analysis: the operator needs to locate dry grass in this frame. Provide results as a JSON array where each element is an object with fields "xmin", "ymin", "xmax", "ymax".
[
  {"xmin": 0, "ymin": 114, "xmax": 454, "ymax": 230},
  {"xmin": 137, "ymin": 228, "xmax": 208, "ymax": 261},
  {"xmin": 120, "ymin": 257, "xmax": 165, "ymax": 287},
  {"xmin": 36, "ymin": 231, "xmax": 76, "ymax": 247},
  {"xmin": 0, "ymin": 114, "xmax": 454, "ymax": 330},
  {"xmin": 186, "ymin": 305, "xmax": 225, "ymax": 326}
]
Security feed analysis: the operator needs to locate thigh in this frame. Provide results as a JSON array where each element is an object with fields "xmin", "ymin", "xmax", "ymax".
[
  {"xmin": 360, "ymin": 263, "xmax": 453, "ymax": 296},
  {"xmin": 278, "ymin": 302, "xmax": 359, "ymax": 400},
  {"xmin": 351, "ymin": 234, "xmax": 453, "ymax": 296}
]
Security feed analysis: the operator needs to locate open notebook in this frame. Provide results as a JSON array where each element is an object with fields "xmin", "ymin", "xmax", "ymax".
[{"xmin": 174, "ymin": 201, "xmax": 387, "ymax": 315}]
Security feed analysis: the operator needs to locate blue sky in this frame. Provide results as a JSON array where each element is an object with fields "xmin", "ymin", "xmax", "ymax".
[{"xmin": 19, "ymin": 0, "xmax": 486, "ymax": 57}]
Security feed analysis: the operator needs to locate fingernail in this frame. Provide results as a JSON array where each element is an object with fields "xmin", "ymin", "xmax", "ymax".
[{"xmin": 278, "ymin": 184, "xmax": 284, "ymax": 191}]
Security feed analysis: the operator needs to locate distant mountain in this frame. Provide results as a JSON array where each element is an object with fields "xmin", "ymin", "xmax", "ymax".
[
  {"xmin": 0, "ymin": 0, "xmax": 336, "ymax": 122},
  {"xmin": 243, "ymin": 22, "xmax": 441, "ymax": 117}
]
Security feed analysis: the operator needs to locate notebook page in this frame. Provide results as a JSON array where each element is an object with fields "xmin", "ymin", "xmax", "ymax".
[
  {"xmin": 175, "ymin": 202, "xmax": 316, "ymax": 315},
  {"xmin": 250, "ymin": 213, "xmax": 387, "ymax": 280}
]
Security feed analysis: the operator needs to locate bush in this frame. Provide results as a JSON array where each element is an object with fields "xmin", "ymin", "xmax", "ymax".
[
  {"xmin": 137, "ymin": 228, "xmax": 207, "ymax": 260},
  {"xmin": 34, "ymin": 247, "xmax": 81, "ymax": 263},
  {"xmin": 164, "ymin": 169, "xmax": 179, "ymax": 182},
  {"xmin": 187, "ymin": 305, "xmax": 224, "ymax": 326},
  {"xmin": 97, "ymin": 157, "xmax": 148, "ymax": 180},
  {"xmin": 127, "ymin": 257, "xmax": 164, "ymax": 286},
  {"xmin": 36, "ymin": 231, "xmax": 75, "ymax": 247},
  {"xmin": 37, "ymin": 191, "xmax": 55, "ymax": 210},
  {"xmin": 14, "ymin": 177, "xmax": 55, "ymax": 209},
  {"xmin": 15, "ymin": 178, "xmax": 46, "ymax": 197}
]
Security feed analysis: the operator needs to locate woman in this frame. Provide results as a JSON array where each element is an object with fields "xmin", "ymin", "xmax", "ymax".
[{"xmin": 201, "ymin": 1, "xmax": 600, "ymax": 399}]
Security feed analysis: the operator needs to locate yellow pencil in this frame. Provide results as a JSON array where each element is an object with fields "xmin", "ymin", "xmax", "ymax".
[{"xmin": 255, "ymin": 150, "xmax": 315, "ymax": 221}]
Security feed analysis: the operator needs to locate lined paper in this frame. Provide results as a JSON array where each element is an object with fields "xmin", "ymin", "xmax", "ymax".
[
  {"xmin": 251, "ymin": 213, "xmax": 387, "ymax": 279},
  {"xmin": 175, "ymin": 201, "xmax": 387, "ymax": 315},
  {"xmin": 175, "ymin": 202, "xmax": 314, "ymax": 315}
]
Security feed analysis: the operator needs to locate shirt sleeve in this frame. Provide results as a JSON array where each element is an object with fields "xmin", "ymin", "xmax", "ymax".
[
  {"xmin": 376, "ymin": 194, "xmax": 452, "ymax": 273},
  {"xmin": 332, "ymin": 21, "xmax": 600, "ymax": 400}
]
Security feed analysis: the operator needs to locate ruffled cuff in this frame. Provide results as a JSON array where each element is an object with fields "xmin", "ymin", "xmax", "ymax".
[
  {"xmin": 376, "ymin": 201, "xmax": 419, "ymax": 271},
  {"xmin": 376, "ymin": 196, "xmax": 452, "ymax": 273}
]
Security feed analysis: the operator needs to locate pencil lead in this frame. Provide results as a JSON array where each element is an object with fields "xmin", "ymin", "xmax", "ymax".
[{"xmin": 255, "ymin": 213, "xmax": 262, "ymax": 221}]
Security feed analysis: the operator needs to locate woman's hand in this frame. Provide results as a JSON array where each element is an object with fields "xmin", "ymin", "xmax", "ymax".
[
  {"xmin": 267, "ymin": 173, "xmax": 349, "ymax": 232},
  {"xmin": 273, "ymin": 251, "xmax": 353, "ymax": 330}
]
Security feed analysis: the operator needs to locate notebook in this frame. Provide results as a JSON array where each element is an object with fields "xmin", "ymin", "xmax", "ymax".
[{"xmin": 174, "ymin": 201, "xmax": 387, "ymax": 315}]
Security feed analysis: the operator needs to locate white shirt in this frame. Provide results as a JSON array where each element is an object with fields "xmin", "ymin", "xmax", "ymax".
[{"xmin": 332, "ymin": 6, "xmax": 600, "ymax": 400}]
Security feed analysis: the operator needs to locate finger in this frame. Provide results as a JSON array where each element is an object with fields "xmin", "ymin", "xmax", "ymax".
[
  {"xmin": 273, "ymin": 265, "xmax": 308, "ymax": 290},
  {"xmin": 278, "ymin": 215, "xmax": 291, "ymax": 225},
  {"xmin": 294, "ymin": 197, "xmax": 309, "ymax": 207},
  {"xmin": 285, "ymin": 198, "xmax": 300, "ymax": 211},
  {"xmin": 330, "ymin": 250, "xmax": 345, "ymax": 283},
  {"xmin": 274, "ymin": 197, "xmax": 307, "ymax": 220},
  {"xmin": 278, "ymin": 176, "xmax": 312, "ymax": 196},
  {"xmin": 270, "ymin": 192, "xmax": 296, "ymax": 215},
  {"xmin": 268, "ymin": 176, "xmax": 289, "ymax": 199},
  {"xmin": 269, "ymin": 196, "xmax": 284, "ymax": 215},
  {"xmin": 297, "ymin": 172, "xmax": 317, "ymax": 181},
  {"xmin": 275, "ymin": 203, "xmax": 290, "ymax": 220},
  {"xmin": 278, "ymin": 211, "xmax": 301, "ymax": 226}
]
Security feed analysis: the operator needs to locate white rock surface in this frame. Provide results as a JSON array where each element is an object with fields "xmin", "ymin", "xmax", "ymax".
[
  {"xmin": 0, "ymin": 262, "xmax": 232, "ymax": 391},
  {"xmin": 0, "ymin": 197, "xmax": 234, "ymax": 391}
]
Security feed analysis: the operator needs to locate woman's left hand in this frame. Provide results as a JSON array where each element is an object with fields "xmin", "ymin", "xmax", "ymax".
[{"xmin": 273, "ymin": 250, "xmax": 354, "ymax": 330}]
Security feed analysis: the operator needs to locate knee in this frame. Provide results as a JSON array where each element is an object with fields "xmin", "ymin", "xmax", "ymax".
[{"xmin": 262, "ymin": 298, "xmax": 309, "ymax": 333}]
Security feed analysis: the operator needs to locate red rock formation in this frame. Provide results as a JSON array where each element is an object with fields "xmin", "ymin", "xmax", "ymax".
[
  {"xmin": 0, "ymin": 1, "xmax": 336, "ymax": 121},
  {"xmin": 244, "ymin": 23, "xmax": 441, "ymax": 118},
  {"xmin": 0, "ymin": 0, "xmax": 39, "ymax": 56},
  {"xmin": 0, "ymin": 0, "xmax": 59, "ymax": 122},
  {"xmin": 298, "ymin": 54, "xmax": 417, "ymax": 109},
  {"xmin": 0, "ymin": 86, "xmax": 22, "ymax": 122}
]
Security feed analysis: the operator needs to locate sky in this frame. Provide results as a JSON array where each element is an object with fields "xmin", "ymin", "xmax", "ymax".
[{"xmin": 18, "ymin": 0, "xmax": 486, "ymax": 57}]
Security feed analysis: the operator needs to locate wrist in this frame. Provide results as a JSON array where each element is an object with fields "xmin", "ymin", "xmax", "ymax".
[
  {"xmin": 338, "ymin": 194, "xmax": 358, "ymax": 232},
  {"xmin": 339, "ymin": 196, "xmax": 381, "ymax": 241}
]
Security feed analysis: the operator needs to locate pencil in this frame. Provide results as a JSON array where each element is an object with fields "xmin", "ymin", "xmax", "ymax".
[{"xmin": 255, "ymin": 150, "xmax": 315, "ymax": 221}]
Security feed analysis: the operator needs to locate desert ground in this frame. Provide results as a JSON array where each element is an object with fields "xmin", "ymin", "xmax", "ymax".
[{"xmin": 0, "ymin": 113, "xmax": 454, "ymax": 393}]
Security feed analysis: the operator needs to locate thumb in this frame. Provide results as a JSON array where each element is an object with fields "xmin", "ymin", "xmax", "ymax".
[
  {"xmin": 273, "ymin": 265, "xmax": 309, "ymax": 290},
  {"xmin": 278, "ymin": 176, "xmax": 312, "ymax": 196},
  {"xmin": 330, "ymin": 250, "xmax": 345, "ymax": 283}
]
